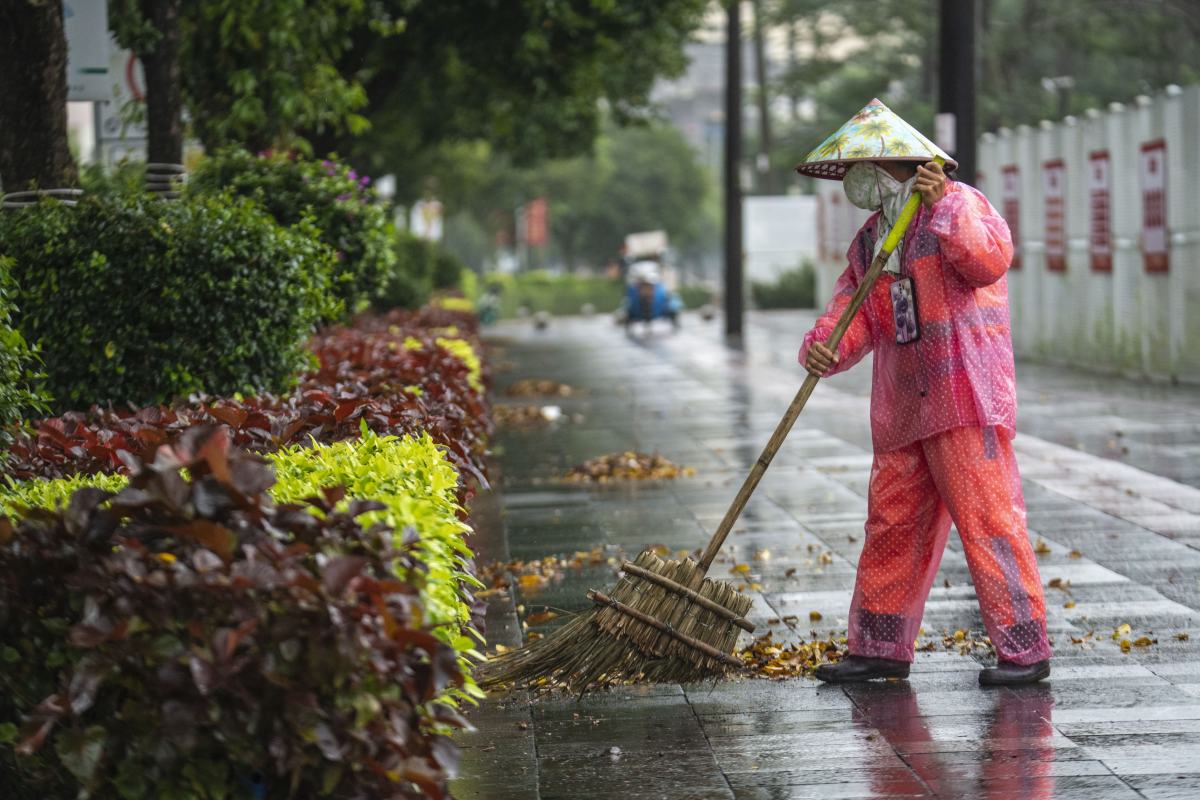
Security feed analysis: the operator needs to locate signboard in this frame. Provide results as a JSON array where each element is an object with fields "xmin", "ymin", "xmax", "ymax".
[
  {"xmin": 1139, "ymin": 139, "xmax": 1168, "ymax": 273},
  {"xmin": 1042, "ymin": 159, "xmax": 1066, "ymax": 271},
  {"xmin": 1001, "ymin": 165, "xmax": 1021, "ymax": 269},
  {"xmin": 524, "ymin": 197, "xmax": 549, "ymax": 247},
  {"xmin": 1088, "ymin": 150, "xmax": 1112, "ymax": 272},
  {"xmin": 96, "ymin": 42, "xmax": 147, "ymax": 158},
  {"xmin": 410, "ymin": 199, "xmax": 444, "ymax": 242},
  {"xmin": 64, "ymin": 1, "xmax": 111, "ymax": 101},
  {"xmin": 623, "ymin": 229, "xmax": 667, "ymax": 258}
]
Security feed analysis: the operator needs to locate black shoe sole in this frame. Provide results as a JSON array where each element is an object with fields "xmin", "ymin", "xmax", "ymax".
[
  {"xmin": 814, "ymin": 667, "xmax": 910, "ymax": 684},
  {"xmin": 978, "ymin": 661, "xmax": 1051, "ymax": 686}
]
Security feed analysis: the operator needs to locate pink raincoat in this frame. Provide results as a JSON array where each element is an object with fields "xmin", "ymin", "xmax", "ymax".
[{"xmin": 799, "ymin": 182, "xmax": 1017, "ymax": 453}]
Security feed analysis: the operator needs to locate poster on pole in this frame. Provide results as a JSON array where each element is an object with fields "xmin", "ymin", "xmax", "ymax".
[
  {"xmin": 524, "ymin": 197, "xmax": 548, "ymax": 247},
  {"xmin": 1139, "ymin": 139, "xmax": 1168, "ymax": 273},
  {"xmin": 1042, "ymin": 159, "xmax": 1065, "ymax": 272},
  {"xmin": 1088, "ymin": 150, "xmax": 1112, "ymax": 272},
  {"xmin": 1001, "ymin": 165, "xmax": 1021, "ymax": 269},
  {"xmin": 64, "ymin": 1, "xmax": 112, "ymax": 101}
]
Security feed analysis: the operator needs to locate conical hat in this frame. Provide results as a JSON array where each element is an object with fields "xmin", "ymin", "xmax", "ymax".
[{"xmin": 794, "ymin": 98, "xmax": 956, "ymax": 180}]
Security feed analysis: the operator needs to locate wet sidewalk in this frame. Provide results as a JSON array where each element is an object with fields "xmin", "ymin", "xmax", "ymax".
[{"xmin": 455, "ymin": 311, "xmax": 1200, "ymax": 800}]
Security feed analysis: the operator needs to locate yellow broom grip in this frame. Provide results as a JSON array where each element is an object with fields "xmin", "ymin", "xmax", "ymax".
[{"xmin": 880, "ymin": 155, "xmax": 944, "ymax": 255}]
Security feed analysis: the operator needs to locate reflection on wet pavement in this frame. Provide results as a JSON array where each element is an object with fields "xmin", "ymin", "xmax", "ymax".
[{"xmin": 455, "ymin": 312, "xmax": 1200, "ymax": 800}]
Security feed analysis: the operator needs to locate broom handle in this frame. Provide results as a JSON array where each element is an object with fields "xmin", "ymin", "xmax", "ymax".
[{"xmin": 698, "ymin": 168, "xmax": 935, "ymax": 573}]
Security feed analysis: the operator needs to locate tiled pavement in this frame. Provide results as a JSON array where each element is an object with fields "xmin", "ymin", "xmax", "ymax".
[{"xmin": 453, "ymin": 311, "xmax": 1200, "ymax": 800}]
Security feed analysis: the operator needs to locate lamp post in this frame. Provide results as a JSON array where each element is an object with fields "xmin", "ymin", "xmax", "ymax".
[{"xmin": 724, "ymin": 0, "xmax": 744, "ymax": 339}]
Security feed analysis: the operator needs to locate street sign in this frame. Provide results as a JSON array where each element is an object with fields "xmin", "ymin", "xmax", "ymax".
[{"xmin": 64, "ymin": 0, "xmax": 111, "ymax": 101}]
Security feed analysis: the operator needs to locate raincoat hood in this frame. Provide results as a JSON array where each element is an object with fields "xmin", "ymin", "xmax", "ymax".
[{"xmin": 794, "ymin": 98, "xmax": 957, "ymax": 181}]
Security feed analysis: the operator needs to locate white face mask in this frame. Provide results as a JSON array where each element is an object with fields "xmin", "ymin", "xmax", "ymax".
[{"xmin": 842, "ymin": 161, "xmax": 904, "ymax": 210}]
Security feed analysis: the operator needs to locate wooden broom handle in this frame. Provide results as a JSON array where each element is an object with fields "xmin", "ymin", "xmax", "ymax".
[{"xmin": 697, "ymin": 167, "xmax": 937, "ymax": 573}]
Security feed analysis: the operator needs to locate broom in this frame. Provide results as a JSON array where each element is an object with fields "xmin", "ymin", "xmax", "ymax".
[{"xmin": 481, "ymin": 165, "xmax": 936, "ymax": 694}]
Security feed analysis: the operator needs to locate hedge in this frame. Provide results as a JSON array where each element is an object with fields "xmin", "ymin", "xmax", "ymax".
[
  {"xmin": 750, "ymin": 262, "xmax": 817, "ymax": 310},
  {"xmin": 189, "ymin": 150, "xmax": 395, "ymax": 314},
  {"xmin": 0, "ymin": 427, "xmax": 467, "ymax": 799},
  {"xmin": 0, "ymin": 257, "xmax": 48, "ymax": 448},
  {"xmin": 0, "ymin": 191, "xmax": 338, "ymax": 412}
]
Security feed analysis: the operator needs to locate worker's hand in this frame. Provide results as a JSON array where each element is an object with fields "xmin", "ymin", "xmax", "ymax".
[
  {"xmin": 915, "ymin": 161, "xmax": 947, "ymax": 208},
  {"xmin": 805, "ymin": 341, "xmax": 839, "ymax": 377}
]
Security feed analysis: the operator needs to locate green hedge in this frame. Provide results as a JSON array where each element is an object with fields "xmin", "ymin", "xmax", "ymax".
[
  {"xmin": 0, "ymin": 191, "xmax": 337, "ymax": 412},
  {"xmin": 374, "ymin": 232, "xmax": 467, "ymax": 312},
  {"xmin": 478, "ymin": 271, "xmax": 711, "ymax": 318},
  {"xmin": 189, "ymin": 150, "xmax": 395, "ymax": 314},
  {"xmin": 0, "ymin": 257, "xmax": 48, "ymax": 447},
  {"xmin": 750, "ymin": 262, "xmax": 817, "ymax": 310}
]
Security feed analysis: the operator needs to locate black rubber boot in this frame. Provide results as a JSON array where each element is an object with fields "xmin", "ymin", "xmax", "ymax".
[
  {"xmin": 978, "ymin": 659, "xmax": 1051, "ymax": 686},
  {"xmin": 814, "ymin": 655, "xmax": 910, "ymax": 683}
]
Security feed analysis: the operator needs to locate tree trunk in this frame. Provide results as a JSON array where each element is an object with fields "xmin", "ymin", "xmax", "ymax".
[
  {"xmin": 0, "ymin": 0, "xmax": 78, "ymax": 192},
  {"xmin": 751, "ymin": 0, "xmax": 773, "ymax": 195},
  {"xmin": 141, "ymin": 0, "xmax": 183, "ymax": 164}
]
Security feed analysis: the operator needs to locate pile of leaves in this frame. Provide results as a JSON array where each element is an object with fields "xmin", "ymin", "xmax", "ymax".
[
  {"xmin": 915, "ymin": 629, "xmax": 996, "ymax": 657},
  {"xmin": 5, "ymin": 311, "xmax": 491, "ymax": 495},
  {"xmin": 737, "ymin": 632, "xmax": 845, "ymax": 679},
  {"xmin": 0, "ymin": 427, "xmax": 466, "ymax": 799},
  {"xmin": 477, "ymin": 547, "xmax": 620, "ymax": 600},
  {"xmin": 563, "ymin": 452, "xmax": 695, "ymax": 483},
  {"xmin": 493, "ymin": 404, "xmax": 562, "ymax": 427},
  {"xmin": 505, "ymin": 379, "xmax": 576, "ymax": 398}
]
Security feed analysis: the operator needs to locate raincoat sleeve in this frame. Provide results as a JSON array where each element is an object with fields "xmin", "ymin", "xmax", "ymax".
[
  {"xmin": 927, "ymin": 183, "xmax": 1014, "ymax": 288},
  {"xmin": 798, "ymin": 230, "xmax": 874, "ymax": 377}
]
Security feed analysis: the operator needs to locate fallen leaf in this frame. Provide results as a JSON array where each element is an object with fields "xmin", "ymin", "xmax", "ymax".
[
  {"xmin": 526, "ymin": 611, "xmax": 558, "ymax": 625},
  {"xmin": 1175, "ymin": 633, "xmax": 1190, "ymax": 641},
  {"xmin": 1113, "ymin": 623, "xmax": 1132, "ymax": 640},
  {"xmin": 731, "ymin": 563, "xmax": 751, "ymax": 574},
  {"xmin": 809, "ymin": 611, "xmax": 823, "ymax": 622},
  {"xmin": 785, "ymin": 568, "xmax": 797, "ymax": 578},
  {"xmin": 1132, "ymin": 636, "xmax": 1155, "ymax": 647},
  {"xmin": 1063, "ymin": 600, "xmax": 1076, "ymax": 609},
  {"xmin": 1034, "ymin": 538, "xmax": 1051, "ymax": 555},
  {"xmin": 1069, "ymin": 550, "xmax": 1082, "ymax": 559}
]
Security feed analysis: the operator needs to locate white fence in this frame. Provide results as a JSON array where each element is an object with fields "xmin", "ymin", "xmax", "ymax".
[{"xmin": 810, "ymin": 84, "xmax": 1200, "ymax": 383}]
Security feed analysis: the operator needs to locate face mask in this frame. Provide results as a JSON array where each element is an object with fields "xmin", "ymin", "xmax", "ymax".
[{"xmin": 842, "ymin": 162, "xmax": 903, "ymax": 210}]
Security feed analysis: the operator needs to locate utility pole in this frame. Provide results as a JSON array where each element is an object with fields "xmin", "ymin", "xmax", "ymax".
[
  {"xmin": 751, "ymin": 0, "xmax": 773, "ymax": 195},
  {"xmin": 724, "ymin": 0, "xmax": 744, "ymax": 340},
  {"xmin": 938, "ymin": 0, "xmax": 976, "ymax": 184}
]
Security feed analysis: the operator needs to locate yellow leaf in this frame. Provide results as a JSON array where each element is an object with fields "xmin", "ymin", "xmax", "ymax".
[
  {"xmin": 1132, "ymin": 636, "xmax": 1155, "ymax": 647},
  {"xmin": 953, "ymin": 629, "xmax": 967, "ymax": 641},
  {"xmin": 1069, "ymin": 550, "xmax": 1082, "ymax": 559},
  {"xmin": 731, "ymin": 563, "xmax": 751, "ymax": 574},
  {"xmin": 809, "ymin": 611, "xmax": 823, "ymax": 622},
  {"xmin": 526, "ymin": 610, "xmax": 558, "ymax": 625},
  {"xmin": 1034, "ymin": 538, "xmax": 1051, "ymax": 555},
  {"xmin": 1119, "ymin": 639, "xmax": 1132, "ymax": 653},
  {"xmin": 1063, "ymin": 600, "xmax": 1076, "ymax": 609},
  {"xmin": 1112, "ymin": 623, "xmax": 1131, "ymax": 639}
]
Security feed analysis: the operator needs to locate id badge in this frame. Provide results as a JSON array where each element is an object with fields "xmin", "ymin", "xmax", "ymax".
[{"xmin": 890, "ymin": 277, "xmax": 920, "ymax": 344}]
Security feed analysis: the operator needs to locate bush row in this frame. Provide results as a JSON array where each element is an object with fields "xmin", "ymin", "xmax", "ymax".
[
  {"xmin": 1, "ymin": 427, "xmax": 469, "ymax": 799},
  {"xmin": 750, "ymin": 262, "xmax": 817, "ymax": 310},
  {"xmin": 476, "ymin": 270, "xmax": 712, "ymax": 319},
  {"xmin": 0, "ymin": 151, "xmax": 470, "ymax": 415},
  {"xmin": 1, "ymin": 306, "xmax": 491, "ymax": 799}
]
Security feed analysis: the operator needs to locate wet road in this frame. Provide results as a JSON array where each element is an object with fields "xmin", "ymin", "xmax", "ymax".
[{"xmin": 455, "ymin": 311, "xmax": 1200, "ymax": 800}]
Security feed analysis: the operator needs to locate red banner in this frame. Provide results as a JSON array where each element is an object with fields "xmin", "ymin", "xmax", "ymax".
[
  {"xmin": 1043, "ymin": 159, "xmax": 1065, "ymax": 271},
  {"xmin": 1139, "ymin": 140, "xmax": 1168, "ymax": 273},
  {"xmin": 524, "ymin": 197, "xmax": 549, "ymax": 248},
  {"xmin": 1088, "ymin": 151, "xmax": 1112, "ymax": 272},
  {"xmin": 1001, "ymin": 165, "xmax": 1021, "ymax": 269}
]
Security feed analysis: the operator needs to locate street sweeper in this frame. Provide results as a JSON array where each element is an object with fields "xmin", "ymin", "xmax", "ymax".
[{"xmin": 797, "ymin": 99, "xmax": 1052, "ymax": 686}]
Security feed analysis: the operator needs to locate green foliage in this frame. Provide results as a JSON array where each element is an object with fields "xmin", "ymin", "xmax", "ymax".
[
  {"xmin": 3, "ymin": 432, "xmax": 485, "ymax": 668},
  {"xmin": 769, "ymin": 0, "xmax": 1200, "ymax": 176},
  {"xmin": 751, "ymin": 263, "xmax": 817, "ymax": 310},
  {"xmin": 485, "ymin": 271, "xmax": 624, "ymax": 317},
  {"xmin": 175, "ymin": 0, "xmax": 389, "ymax": 151},
  {"xmin": 374, "ymin": 232, "xmax": 467, "ymax": 312},
  {"xmin": 264, "ymin": 430, "xmax": 486, "ymax": 704},
  {"xmin": 0, "ymin": 257, "xmax": 48, "ymax": 447},
  {"xmin": 189, "ymin": 149, "xmax": 394, "ymax": 314},
  {"xmin": 0, "ymin": 429, "xmax": 467, "ymax": 799},
  {"xmin": 677, "ymin": 284, "xmax": 714, "ymax": 310},
  {"xmin": 0, "ymin": 472, "xmax": 126, "ymax": 518},
  {"xmin": 346, "ymin": 0, "xmax": 709, "ymax": 183},
  {"xmin": 0, "ymin": 190, "xmax": 337, "ymax": 412}
]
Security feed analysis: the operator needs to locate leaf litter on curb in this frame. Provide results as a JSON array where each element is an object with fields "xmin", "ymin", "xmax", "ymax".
[
  {"xmin": 506, "ymin": 379, "xmax": 577, "ymax": 397},
  {"xmin": 737, "ymin": 631, "xmax": 844, "ymax": 679},
  {"xmin": 563, "ymin": 452, "xmax": 695, "ymax": 483}
]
